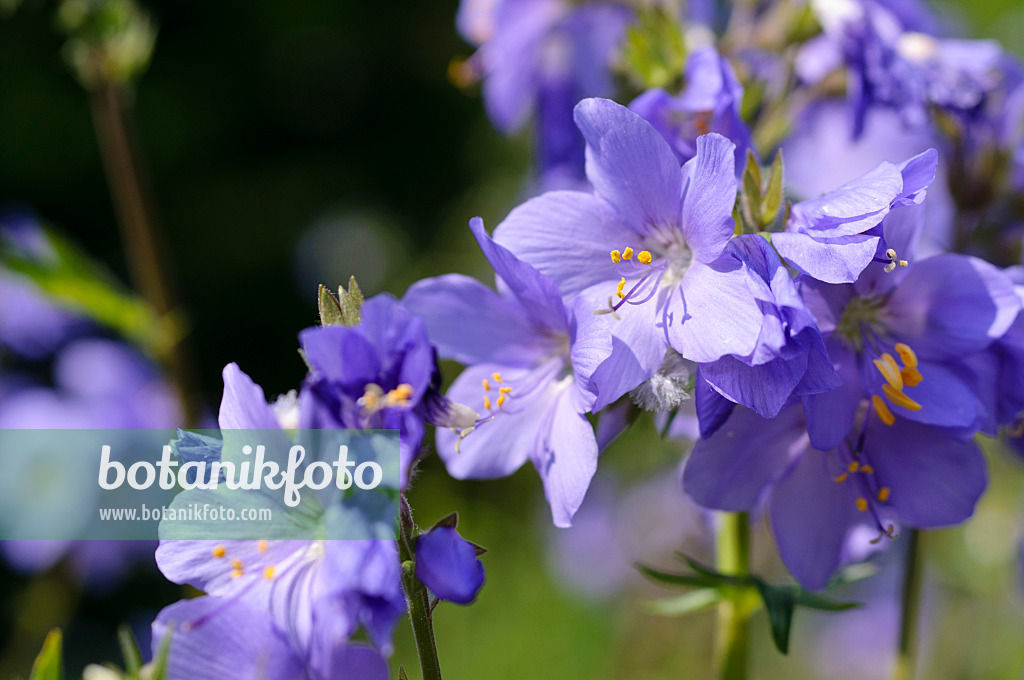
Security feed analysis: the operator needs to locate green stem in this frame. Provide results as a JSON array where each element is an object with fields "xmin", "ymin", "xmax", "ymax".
[
  {"xmin": 715, "ymin": 512, "xmax": 751, "ymax": 680},
  {"xmin": 399, "ymin": 497, "xmax": 443, "ymax": 680},
  {"xmin": 891, "ymin": 530, "xmax": 923, "ymax": 680}
]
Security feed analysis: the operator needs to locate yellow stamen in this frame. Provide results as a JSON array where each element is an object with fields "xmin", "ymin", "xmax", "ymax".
[
  {"xmin": 483, "ymin": 396, "xmax": 491, "ymax": 411},
  {"xmin": 894, "ymin": 342, "xmax": 918, "ymax": 368},
  {"xmin": 616, "ymin": 277, "xmax": 626, "ymax": 299},
  {"xmin": 496, "ymin": 394, "xmax": 506, "ymax": 407},
  {"xmin": 231, "ymin": 569, "xmax": 244, "ymax": 579},
  {"xmin": 231, "ymin": 558, "xmax": 243, "ymax": 571},
  {"xmin": 622, "ymin": 247, "xmax": 634, "ymax": 260},
  {"xmin": 388, "ymin": 384, "xmax": 414, "ymax": 405},
  {"xmin": 212, "ymin": 545, "xmax": 226, "ymax": 558},
  {"xmin": 882, "ymin": 384, "xmax": 922, "ymax": 411},
  {"xmin": 610, "ymin": 250, "xmax": 622, "ymax": 263},
  {"xmin": 860, "ymin": 465, "xmax": 874, "ymax": 474},
  {"xmin": 877, "ymin": 487, "xmax": 891, "ymax": 502},
  {"xmin": 258, "ymin": 540, "xmax": 268, "ymax": 554},
  {"xmin": 362, "ymin": 391, "xmax": 379, "ymax": 409},
  {"xmin": 847, "ymin": 461, "xmax": 860, "ymax": 473},
  {"xmin": 492, "ymin": 372, "xmax": 503, "ymax": 383},
  {"xmin": 873, "ymin": 353, "xmax": 903, "ymax": 391},
  {"xmin": 263, "ymin": 565, "xmax": 276, "ymax": 580},
  {"xmin": 834, "ymin": 472, "xmax": 849, "ymax": 483},
  {"xmin": 901, "ymin": 366, "xmax": 923, "ymax": 387},
  {"xmin": 499, "ymin": 386, "xmax": 512, "ymax": 394},
  {"xmin": 482, "ymin": 378, "xmax": 490, "ymax": 392},
  {"xmin": 637, "ymin": 250, "xmax": 652, "ymax": 265},
  {"xmin": 872, "ymin": 395, "xmax": 895, "ymax": 426},
  {"xmin": 856, "ymin": 498, "xmax": 869, "ymax": 512}
]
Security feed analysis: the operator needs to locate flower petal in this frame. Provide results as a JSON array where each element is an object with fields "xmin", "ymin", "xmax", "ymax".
[
  {"xmin": 680, "ymin": 133, "xmax": 738, "ymax": 263},
  {"xmin": 574, "ymin": 97, "xmax": 683, "ymax": 232},
  {"xmin": 667, "ymin": 258, "xmax": 764, "ymax": 363},
  {"xmin": 415, "ymin": 526, "xmax": 486, "ymax": 605},
  {"xmin": 492, "ymin": 190, "xmax": 629, "ymax": 296},
  {"xmin": 533, "ymin": 385, "xmax": 599, "ymax": 527},
  {"xmin": 771, "ymin": 231, "xmax": 881, "ymax": 284},
  {"xmin": 403, "ymin": 274, "xmax": 546, "ymax": 366}
]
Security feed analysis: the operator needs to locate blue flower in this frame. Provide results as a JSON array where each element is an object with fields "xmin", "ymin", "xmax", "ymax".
[
  {"xmin": 415, "ymin": 526, "xmax": 485, "ymax": 605},
  {"xmin": 630, "ymin": 46, "xmax": 753, "ymax": 171},
  {"xmin": 404, "ymin": 218, "xmax": 610, "ymax": 527},
  {"xmin": 299, "ymin": 294, "xmax": 477, "ymax": 489},
  {"xmin": 152, "ymin": 596, "xmax": 388, "ymax": 680}
]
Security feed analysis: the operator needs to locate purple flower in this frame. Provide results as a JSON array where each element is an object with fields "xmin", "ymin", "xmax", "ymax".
[
  {"xmin": 404, "ymin": 218, "xmax": 610, "ymax": 527},
  {"xmin": 299, "ymin": 294, "xmax": 477, "ymax": 489},
  {"xmin": 156, "ymin": 364, "xmax": 406, "ymax": 661},
  {"xmin": 414, "ymin": 526, "xmax": 485, "ymax": 604},
  {"xmin": 152, "ymin": 596, "xmax": 388, "ymax": 680},
  {"xmin": 801, "ymin": 0, "xmax": 1004, "ymax": 136},
  {"xmin": 630, "ymin": 46, "xmax": 753, "ymax": 170},
  {"xmin": 772, "ymin": 147, "xmax": 938, "ymax": 284},
  {"xmin": 698, "ymin": 234, "xmax": 842, "ymax": 419},
  {"xmin": 492, "ymin": 98, "xmax": 765, "ymax": 379},
  {"xmin": 683, "ymin": 208, "xmax": 1020, "ymax": 589},
  {"xmin": 458, "ymin": 0, "xmax": 633, "ymax": 178}
]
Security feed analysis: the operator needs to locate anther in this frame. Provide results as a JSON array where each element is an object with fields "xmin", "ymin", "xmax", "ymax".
[
  {"xmin": 901, "ymin": 367, "xmax": 923, "ymax": 387},
  {"xmin": 834, "ymin": 472, "xmax": 849, "ymax": 483},
  {"xmin": 212, "ymin": 545, "xmax": 226, "ymax": 558},
  {"xmin": 847, "ymin": 461, "xmax": 860, "ymax": 473},
  {"xmin": 263, "ymin": 565, "xmax": 276, "ymax": 580},
  {"xmin": 483, "ymin": 395, "xmax": 492, "ymax": 411},
  {"xmin": 622, "ymin": 247, "xmax": 634, "ymax": 260},
  {"xmin": 258, "ymin": 540, "xmax": 268, "ymax": 554},
  {"xmin": 872, "ymin": 394, "xmax": 895, "ymax": 426},
  {"xmin": 894, "ymin": 343, "xmax": 918, "ymax": 369},
  {"xmin": 882, "ymin": 384, "xmax": 922, "ymax": 411},
  {"xmin": 860, "ymin": 465, "xmax": 874, "ymax": 474},
  {"xmin": 856, "ymin": 497, "xmax": 869, "ymax": 512},
  {"xmin": 499, "ymin": 386, "xmax": 512, "ymax": 394},
  {"xmin": 231, "ymin": 569, "xmax": 244, "ymax": 579},
  {"xmin": 873, "ymin": 354, "xmax": 903, "ymax": 391},
  {"xmin": 482, "ymin": 378, "xmax": 490, "ymax": 392},
  {"xmin": 496, "ymin": 394, "xmax": 506, "ymax": 408},
  {"xmin": 877, "ymin": 487, "xmax": 891, "ymax": 502},
  {"xmin": 492, "ymin": 372, "xmax": 503, "ymax": 383},
  {"xmin": 637, "ymin": 250, "xmax": 652, "ymax": 265},
  {"xmin": 231, "ymin": 558, "xmax": 243, "ymax": 571},
  {"xmin": 610, "ymin": 250, "xmax": 622, "ymax": 263}
]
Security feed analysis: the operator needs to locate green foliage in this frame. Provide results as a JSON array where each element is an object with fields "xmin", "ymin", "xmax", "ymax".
[
  {"xmin": 639, "ymin": 554, "xmax": 861, "ymax": 655},
  {"xmin": 620, "ymin": 6, "xmax": 688, "ymax": 90},
  {"xmin": 0, "ymin": 226, "xmax": 179, "ymax": 361},
  {"xmin": 29, "ymin": 630, "xmax": 62, "ymax": 680}
]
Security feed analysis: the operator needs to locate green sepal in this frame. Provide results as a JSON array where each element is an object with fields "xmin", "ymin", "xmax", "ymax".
[
  {"xmin": 148, "ymin": 627, "xmax": 172, "ymax": 680},
  {"xmin": 429, "ymin": 511, "xmax": 459, "ymax": 531},
  {"xmin": 29, "ymin": 629, "xmax": 63, "ymax": 680},
  {"xmin": 398, "ymin": 666, "xmax": 410, "ymax": 680},
  {"xmin": 318, "ymin": 284, "xmax": 345, "ymax": 326},
  {"xmin": 760, "ymin": 150, "xmax": 785, "ymax": 228},
  {"xmin": 752, "ymin": 579, "xmax": 796, "ymax": 654},
  {"xmin": 117, "ymin": 625, "xmax": 143, "ymax": 676}
]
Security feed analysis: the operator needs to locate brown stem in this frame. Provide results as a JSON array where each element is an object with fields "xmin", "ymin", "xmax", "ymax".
[{"xmin": 89, "ymin": 81, "xmax": 200, "ymax": 425}]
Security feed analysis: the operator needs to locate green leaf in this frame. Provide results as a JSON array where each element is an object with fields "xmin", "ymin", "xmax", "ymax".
[
  {"xmin": 752, "ymin": 580, "xmax": 796, "ymax": 655},
  {"xmin": 318, "ymin": 284, "xmax": 345, "ymax": 326},
  {"xmin": 117, "ymin": 626, "xmax": 143, "ymax": 676},
  {"xmin": 0, "ymin": 227, "xmax": 176, "ymax": 359},
  {"xmin": 792, "ymin": 589, "xmax": 862, "ymax": 612},
  {"xmin": 674, "ymin": 553, "xmax": 722, "ymax": 578},
  {"xmin": 29, "ymin": 629, "xmax": 62, "ymax": 680},
  {"xmin": 636, "ymin": 563, "xmax": 741, "ymax": 589},
  {"xmin": 760, "ymin": 150, "xmax": 785, "ymax": 228},
  {"xmin": 645, "ymin": 588, "xmax": 722, "ymax": 617}
]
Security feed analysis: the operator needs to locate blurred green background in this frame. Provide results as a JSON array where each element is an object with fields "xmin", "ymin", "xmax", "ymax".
[{"xmin": 2, "ymin": 0, "xmax": 1024, "ymax": 678}]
